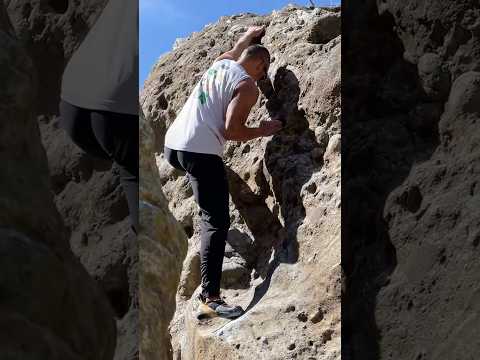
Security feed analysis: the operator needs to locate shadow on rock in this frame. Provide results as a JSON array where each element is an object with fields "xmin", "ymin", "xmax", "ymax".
[
  {"xmin": 227, "ymin": 67, "xmax": 322, "ymax": 313},
  {"xmin": 342, "ymin": 3, "xmax": 442, "ymax": 358}
]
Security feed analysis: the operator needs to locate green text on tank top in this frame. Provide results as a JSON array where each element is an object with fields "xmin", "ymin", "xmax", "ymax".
[{"xmin": 197, "ymin": 61, "xmax": 232, "ymax": 105}]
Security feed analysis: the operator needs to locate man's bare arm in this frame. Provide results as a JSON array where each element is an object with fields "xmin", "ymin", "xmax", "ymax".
[
  {"xmin": 223, "ymin": 80, "xmax": 282, "ymax": 142},
  {"xmin": 214, "ymin": 26, "xmax": 265, "ymax": 63}
]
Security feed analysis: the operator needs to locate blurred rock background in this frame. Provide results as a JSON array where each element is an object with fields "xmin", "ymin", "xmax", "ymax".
[
  {"xmin": 1, "ymin": 0, "xmax": 117, "ymax": 359},
  {"xmin": 343, "ymin": 0, "xmax": 480, "ymax": 359},
  {"xmin": 3, "ymin": 1, "xmax": 138, "ymax": 359}
]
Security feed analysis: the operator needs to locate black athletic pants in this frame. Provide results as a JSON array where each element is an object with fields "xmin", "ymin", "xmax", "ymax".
[
  {"xmin": 59, "ymin": 100, "xmax": 139, "ymax": 234},
  {"xmin": 164, "ymin": 146, "xmax": 230, "ymax": 299}
]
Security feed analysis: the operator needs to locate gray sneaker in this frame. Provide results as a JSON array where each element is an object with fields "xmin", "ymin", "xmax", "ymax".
[{"xmin": 197, "ymin": 295, "xmax": 244, "ymax": 320}]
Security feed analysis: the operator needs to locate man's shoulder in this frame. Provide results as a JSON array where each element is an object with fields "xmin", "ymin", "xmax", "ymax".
[
  {"xmin": 233, "ymin": 78, "xmax": 259, "ymax": 105},
  {"xmin": 212, "ymin": 57, "xmax": 234, "ymax": 67},
  {"xmin": 236, "ymin": 78, "xmax": 258, "ymax": 94}
]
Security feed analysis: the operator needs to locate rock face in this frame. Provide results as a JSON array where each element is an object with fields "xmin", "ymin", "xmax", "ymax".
[
  {"xmin": 5, "ymin": 1, "xmax": 139, "ymax": 359},
  {"xmin": 0, "ymin": 2, "xmax": 116, "ymax": 359},
  {"xmin": 376, "ymin": 1, "xmax": 480, "ymax": 359},
  {"xmin": 141, "ymin": 5, "xmax": 341, "ymax": 360},
  {"xmin": 139, "ymin": 110, "xmax": 189, "ymax": 360},
  {"xmin": 343, "ymin": 0, "xmax": 480, "ymax": 359}
]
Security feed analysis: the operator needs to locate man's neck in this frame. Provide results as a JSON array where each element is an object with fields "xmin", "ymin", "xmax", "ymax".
[{"xmin": 237, "ymin": 59, "xmax": 253, "ymax": 78}]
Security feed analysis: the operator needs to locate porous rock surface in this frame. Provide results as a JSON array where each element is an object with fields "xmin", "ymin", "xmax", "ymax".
[
  {"xmin": 377, "ymin": 1, "xmax": 480, "ymax": 359},
  {"xmin": 141, "ymin": 5, "xmax": 341, "ymax": 360},
  {"xmin": 0, "ymin": 2, "xmax": 116, "ymax": 359},
  {"xmin": 343, "ymin": 0, "xmax": 480, "ymax": 359},
  {"xmin": 139, "ymin": 109, "xmax": 189, "ymax": 360},
  {"xmin": 5, "ymin": 1, "xmax": 138, "ymax": 359}
]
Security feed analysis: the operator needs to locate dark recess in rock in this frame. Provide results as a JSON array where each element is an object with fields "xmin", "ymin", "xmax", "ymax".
[
  {"xmin": 102, "ymin": 263, "xmax": 131, "ymax": 318},
  {"xmin": 297, "ymin": 312, "xmax": 308, "ymax": 322},
  {"xmin": 47, "ymin": 0, "xmax": 69, "ymax": 14},
  {"xmin": 158, "ymin": 93, "xmax": 168, "ymax": 110},
  {"xmin": 398, "ymin": 185, "xmax": 423, "ymax": 213},
  {"xmin": 184, "ymin": 224, "xmax": 194, "ymax": 238}
]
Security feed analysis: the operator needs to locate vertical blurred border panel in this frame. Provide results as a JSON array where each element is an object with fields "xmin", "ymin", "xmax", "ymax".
[
  {"xmin": 342, "ymin": 0, "xmax": 480, "ymax": 359},
  {"xmin": 1, "ymin": 0, "xmax": 139, "ymax": 359}
]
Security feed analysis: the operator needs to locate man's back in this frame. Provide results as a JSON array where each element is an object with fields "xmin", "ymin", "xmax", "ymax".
[{"xmin": 164, "ymin": 59, "xmax": 251, "ymax": 156}]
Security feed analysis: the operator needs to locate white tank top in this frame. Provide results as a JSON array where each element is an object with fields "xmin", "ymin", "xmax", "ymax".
[{"xmin": 164, "ymin": 59, "xmax": 251, "ymax": 156}]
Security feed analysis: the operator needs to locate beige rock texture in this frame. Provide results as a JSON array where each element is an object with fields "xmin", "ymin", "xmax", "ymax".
[
  {"xmin": 139, "ymin": 109, "xmax": 189, "ymax": 360},
  {"xmin": 141, "ymin": 5, "xmax": 341, "ymax": 360},
  {"xmin": 5, "ymin": 1, "xmax": 139, "ymax": 359},
  {"xmin": 343, "ymin": 0, "xmax": 480, "ymax": 359},
  {"xmin": 0, "ymin": 2, "xmax": 116, "ymax": 359},
  {"xmin": 376, "ymin": 1, "xmax": 480, "ymax": 359}
]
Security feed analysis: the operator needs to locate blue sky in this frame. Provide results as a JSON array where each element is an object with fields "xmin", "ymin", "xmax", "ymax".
[{"xmin": 139, "ymin": 0, "xmax": 340, "ymax": 88}]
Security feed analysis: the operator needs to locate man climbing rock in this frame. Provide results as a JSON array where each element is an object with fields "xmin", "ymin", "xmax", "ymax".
[{"xmin": 164, "ymin": 26, "xmax": 283, "ymax": 319}]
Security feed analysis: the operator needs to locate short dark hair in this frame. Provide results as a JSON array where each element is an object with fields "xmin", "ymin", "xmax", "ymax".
[{"xmin": 243, "ymin": 44, "xmax": 270, "ymax": 63}]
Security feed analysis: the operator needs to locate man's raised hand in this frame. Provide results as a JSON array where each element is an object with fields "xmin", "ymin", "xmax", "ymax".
[{"xmin": 245, "ymin": 26, "xmax": 266, "ymax": 43}]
